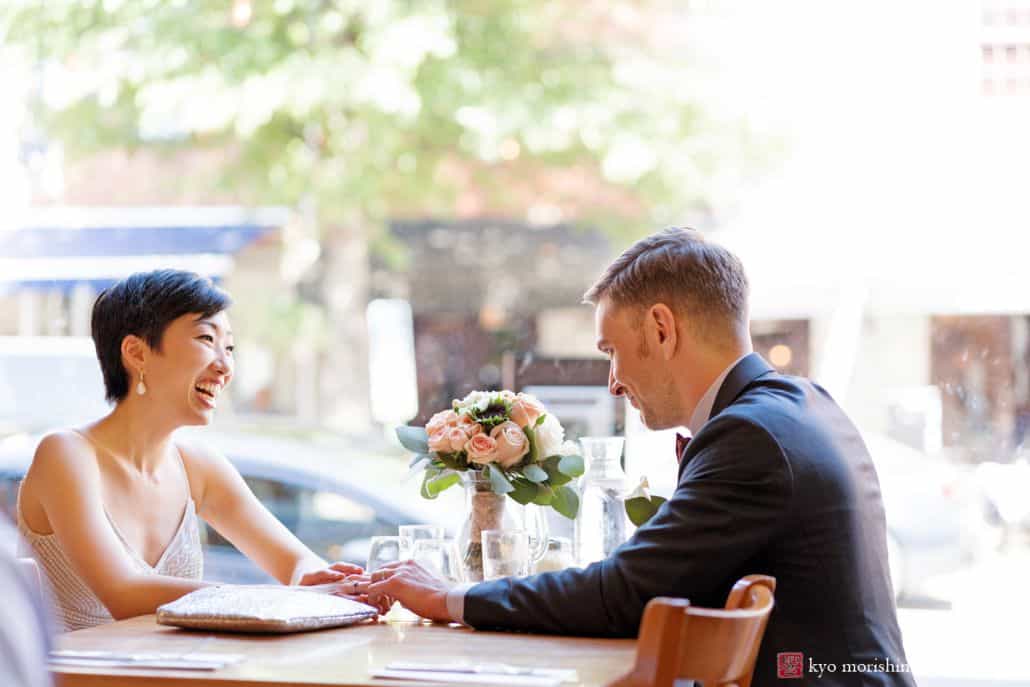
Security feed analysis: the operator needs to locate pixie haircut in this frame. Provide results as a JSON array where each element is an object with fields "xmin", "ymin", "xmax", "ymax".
[
  {"xmin": 583, "ymin": 227, "xmax": 749, "ymax": 345},
  {"xmin": 91, "ymin": 269, "xmax": 231, "ymax": 403}
]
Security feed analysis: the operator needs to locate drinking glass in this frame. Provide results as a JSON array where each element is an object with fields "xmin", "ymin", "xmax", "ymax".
[
  {"xmin": 481, "ymin": 529, "xmax": 530, "ymax": 580},
  {"xmin": 366, "ymin": 535, "xmax": 418, "ymax": 621},
  {"xmin": 533, "ymin": 536, "xmax": 576, "ymax": 573},
  {"xmin": 399, "ymin": 524, "xmax": 446, "ymax": 557},
  {"xmin": 411, "ymin": 538, "xmax": 464, "ymax": 583},
  {"xmin": 366, "ymin": 535, "xmax": 404, "ymax": 572}
]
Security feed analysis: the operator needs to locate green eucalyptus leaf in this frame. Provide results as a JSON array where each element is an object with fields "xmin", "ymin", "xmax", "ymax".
[
  {"xmin": 509, "ymin": 478, "xmax": 537, "ymax": 505},
  {"xmin": 541, "ymin": 455, "xmax": 572, "ymax": 486},
  {"xmin": 557, "ymin": 454, "xmax": 585, "ymax": 478},
  {"xmin": 523, "ymin": 464, "xmax": 548, "ymax": 483},
  {"xmin": 397, "ymin": 426, "xmax": 430, "ymax": 455},
  {"xmin": 551, "ymin": 485, "xmax": 580, "ymax": 519},
  {"xmin": 532, "ymin": 483, "xmax": 554, "ymax": 505},
  {"xmin": 487, "ymin": 464, "xmax": 515, "ymax": 494},
  {"xmin": 524, "ymin": 425, "xmax": 540, "ymax": 463},
  {"xmin": 625, "ymin": 495, "xmax": 668, "ymax": 526}
]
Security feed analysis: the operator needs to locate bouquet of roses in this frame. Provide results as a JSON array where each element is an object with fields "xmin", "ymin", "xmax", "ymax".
[{"xmin": 396, "ymin": 390, "xmax": 584, "ymax": 518}]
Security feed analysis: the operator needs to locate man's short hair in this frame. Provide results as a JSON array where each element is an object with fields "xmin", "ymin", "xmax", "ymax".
[
  {"xmin": 91, "ymin": 269, "xmax": 231, "ymax": 403},
  {"xmin": 583, "ymin": 227, "xmax": 749, "ymax": 344}
]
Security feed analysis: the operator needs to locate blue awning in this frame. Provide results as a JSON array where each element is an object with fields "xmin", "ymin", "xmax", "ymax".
[
  {"xmin": 0, "ymin": 206, "xmax": 288, "ymax": 291},
  {"xmin": 1, "ymin": 225, "xmax": 271, "ymax": 258}
]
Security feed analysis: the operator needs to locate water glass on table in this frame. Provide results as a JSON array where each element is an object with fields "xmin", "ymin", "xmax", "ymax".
[
  {"xmin": 481, "ymin": 529, "xmax": 530, "ymax": 580},
  {"xmin": 533, "ymin": 536, "xmax": 576, "ymax": 573},
  {"xmin": 398, "ymin": 524, "xmax": 445, "ymax": 557},
  {"xmin": 366, "ymin": 535, "xmax": 405, "ymax": 572},
  {"xmin": 410, "ymin": 538, "xmax": 464, "ymax": 584},
  {"xmin": 366, "ymin": 535, "xmax": 418, "ymax": 621}
]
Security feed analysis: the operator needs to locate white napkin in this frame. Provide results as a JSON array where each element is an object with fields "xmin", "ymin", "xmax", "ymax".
[
  {"xmin": 49, "ymin": 649, "xmax": 244, "ymax": 671},
  {"xmin": 372, "ymin": 661, "xmax": 578, "ymax": 686}
]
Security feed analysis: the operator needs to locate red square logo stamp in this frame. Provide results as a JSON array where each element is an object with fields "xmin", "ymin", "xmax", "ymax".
[{"xmin": 777, "ymin": 652, "xmax": 804, "ymax": 679}]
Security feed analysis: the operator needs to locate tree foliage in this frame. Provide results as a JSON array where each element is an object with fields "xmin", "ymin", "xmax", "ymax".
[{"xmin": 4, "ymin": 0, "xmax": 752, "ymax": 233}]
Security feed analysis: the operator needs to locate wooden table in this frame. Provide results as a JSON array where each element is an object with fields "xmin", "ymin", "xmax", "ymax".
[{"xmin": 52, "ymin": 616, "xmax": 637, "ymax": 687}]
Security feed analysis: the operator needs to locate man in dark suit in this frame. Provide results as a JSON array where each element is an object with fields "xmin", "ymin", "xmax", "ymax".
[{"xmin": 362, "ymin": 228, "xmax": 914, "ymax": 686}]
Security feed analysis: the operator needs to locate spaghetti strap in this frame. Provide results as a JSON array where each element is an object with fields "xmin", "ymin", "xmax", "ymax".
[{"xmin": 172, "ymin": 444, "xmax": 196, "ymax": 501}]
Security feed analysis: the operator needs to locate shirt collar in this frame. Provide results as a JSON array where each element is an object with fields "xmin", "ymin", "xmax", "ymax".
[{"xmin": 686, "ymin": 354, "xmax": 748, "ymax": 436}]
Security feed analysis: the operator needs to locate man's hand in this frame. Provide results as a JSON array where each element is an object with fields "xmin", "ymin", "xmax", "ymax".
[
  {"xmin": 296, "ymin": 561, "xmax": 364, "ymax": 586},
  {"xmin": 358, "ymin": 560, "xmax": 454, "ymax": 623}
]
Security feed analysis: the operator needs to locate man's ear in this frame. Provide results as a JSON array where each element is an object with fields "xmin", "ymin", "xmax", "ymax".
[
  {"xmin": 121, "ymin": 334, "xmax": 148, "ymax": 377},
  {"xmin": 649, "ymin": 304, "xmax": 678, "ymax": 360}
]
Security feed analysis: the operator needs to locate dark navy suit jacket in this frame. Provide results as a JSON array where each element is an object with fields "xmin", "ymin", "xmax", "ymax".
[{"xmin": 464, "ymin": 353, "xmax": 915, "ymax": 687}]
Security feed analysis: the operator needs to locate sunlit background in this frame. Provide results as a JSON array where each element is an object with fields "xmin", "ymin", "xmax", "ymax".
[{"xmin": 1, "ymin": 1, "xmax": 1027, "ymax": 683}]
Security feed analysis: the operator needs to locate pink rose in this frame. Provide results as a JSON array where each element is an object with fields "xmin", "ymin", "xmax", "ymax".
[
  {"xmin": 426, "ymin": 409, "xmax": 459, "ymax": 435},
  {"xmin": 459, "ymin": 415, "xmax": 483, "ymax": 438},
  {"xmin": 490, "ymin": 421, "xmax": 530, "ymax": 468},
  {"xmin": 447, "ymin": 427, "xmax": 470, "ymax": 453},
  {"xmin": 427, "ymin": 430, "xmax": 451, "ymax": 454},
  {"xmin": 465, "ymin": 433, "xmax": 499, "ymax": 465},
  {"xmin": 510, "ymin": 393, "xmax": 546, "ymax": 429}
]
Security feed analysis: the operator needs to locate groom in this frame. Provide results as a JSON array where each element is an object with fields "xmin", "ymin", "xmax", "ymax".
[{"xmin": 357, "ymin": 228, "xmax": 913, "ymax": 687}]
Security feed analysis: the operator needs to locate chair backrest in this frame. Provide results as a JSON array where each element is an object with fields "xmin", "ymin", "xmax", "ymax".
[
  {"xmin": 16, "ymin": 557, "xmax": 43, "ymax": 605},
  {"xmin": 608, "ymin": 574, "xmax": 776, "ymax": 687}
]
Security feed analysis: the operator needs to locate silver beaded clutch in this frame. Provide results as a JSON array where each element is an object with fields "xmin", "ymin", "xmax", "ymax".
[{"xmin": 156, "ymin": 585, "xmax": 378, "ymax": 634}]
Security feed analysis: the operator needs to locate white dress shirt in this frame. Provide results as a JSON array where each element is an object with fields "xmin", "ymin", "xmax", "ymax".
[{"xmin": 685, "ymin": 354, "xmax": 747, "ymax": 438}]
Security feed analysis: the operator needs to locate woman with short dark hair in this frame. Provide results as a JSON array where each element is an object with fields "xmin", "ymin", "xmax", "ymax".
[{"xmin": 16, "ymin": 269, "xmax": 359, "ymax": 630}]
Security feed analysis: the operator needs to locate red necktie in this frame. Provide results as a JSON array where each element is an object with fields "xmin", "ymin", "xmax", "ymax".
[{"xmin": 675, "ymin": 433, "xmax": 691, "ymax": 462}]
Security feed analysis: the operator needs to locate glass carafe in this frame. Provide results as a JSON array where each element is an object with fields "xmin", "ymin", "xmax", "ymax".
[{"xmin": 574, "ymin": 436, "xmax": 631, "ymax": 566}]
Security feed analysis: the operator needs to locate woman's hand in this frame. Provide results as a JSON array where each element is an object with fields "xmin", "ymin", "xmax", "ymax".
[
  {"xmin": 327, "ymin": 574, "xmax": 393, "ymax": 614},
  {"xmin": 296, "ymin": 561, "xmax": 364, "ymax": 586}
]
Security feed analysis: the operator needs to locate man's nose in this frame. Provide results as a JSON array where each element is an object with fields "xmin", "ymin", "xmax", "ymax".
[{"xmin": 608, "ymin": 368, "xmax": 624, "ymax": 397}]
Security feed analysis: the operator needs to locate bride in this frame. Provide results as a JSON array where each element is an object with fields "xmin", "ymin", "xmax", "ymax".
[{"xmin": 17, "ymin": 269, "xmax": 360, "ymax": 630}]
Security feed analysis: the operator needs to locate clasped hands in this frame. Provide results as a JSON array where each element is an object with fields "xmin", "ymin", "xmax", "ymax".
[{"xmin": 297, "ymin": 559, "xmax": 453, "ymax": 622}]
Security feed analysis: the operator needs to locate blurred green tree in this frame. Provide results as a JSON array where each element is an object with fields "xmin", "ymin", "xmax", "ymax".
[{"xmin": 4, "ymin": 0, "xmax": 765, "ymax": 430}]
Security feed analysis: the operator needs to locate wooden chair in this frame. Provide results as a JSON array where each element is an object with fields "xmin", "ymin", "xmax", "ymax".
[{"xmin": 608, "ymin": 575, "xmax": 776, "ymax": 687}]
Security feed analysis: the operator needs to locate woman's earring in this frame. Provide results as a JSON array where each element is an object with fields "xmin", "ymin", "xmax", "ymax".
[{"xmin": 136, "ymin": 371, "xmax": 147, "ymax": 396}]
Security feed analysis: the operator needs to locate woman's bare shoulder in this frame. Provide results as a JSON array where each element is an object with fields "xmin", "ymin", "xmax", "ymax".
[
  {"xmin": 174, "ymin": 439, "xmax": 237, "ymax": 489},
  {"xmin": 174, "ymin": 438, "xmax": 229, "ymax": 468},
  {"xmin": 21, "ymin": 430, "xmax": 100, "ymax": 523},
  {"xmin": 28, "ymin": 430, "xmax": 97, "ymax": 477}
]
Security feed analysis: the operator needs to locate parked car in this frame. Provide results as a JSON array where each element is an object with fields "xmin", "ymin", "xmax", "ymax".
[
  {"xmin": 861, "ymin": 432, "xmax": 983, "ymax": 601},
  {"xmin": 971, "ymin": 459, "xmax": 1028, "ymax": 551},
  {"xmin": 627, "ymin": 426, "xmax": 981, "ymax": 602},
  {"xmin": 0, "ymin": 430, "xmax": 458, "ymax": 584}
]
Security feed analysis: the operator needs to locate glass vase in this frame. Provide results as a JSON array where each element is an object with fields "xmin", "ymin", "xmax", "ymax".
[{"xmin": 456, "ymin": 470, "xmax": 548, "ymax": 582}]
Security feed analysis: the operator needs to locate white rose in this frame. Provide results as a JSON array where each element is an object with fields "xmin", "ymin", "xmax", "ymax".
[
  {"xmin": 533, "ymin": 413, "xmax": 565, "ymax": 459},
  {"xmin": 456, "ymin": 390, "xmax": 491, "ymax": 415}
]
